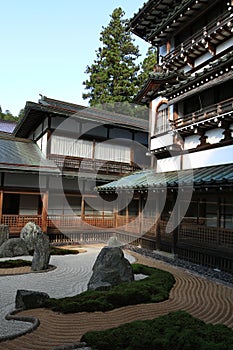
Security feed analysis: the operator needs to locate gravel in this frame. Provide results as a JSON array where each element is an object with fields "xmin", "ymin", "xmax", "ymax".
[
  {"xmin": 0, "ymin": 246, "xmax": 135, "ymax": 339},
  {"xmin": 127, "ymin": 245, "xmax": 233, "ymax": 287}
]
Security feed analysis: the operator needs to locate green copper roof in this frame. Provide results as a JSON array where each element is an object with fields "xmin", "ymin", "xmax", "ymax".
[
  {"xmin": 0, "ymin": 134, "xmax": 59, "ymax": 174},
  {"xmin": 97, "ymin": 163, "xmax": 233, "ymax": 191}
]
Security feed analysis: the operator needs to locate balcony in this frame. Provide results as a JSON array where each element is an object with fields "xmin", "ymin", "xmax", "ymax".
[
  {"xmin": 171, "ymin": 97, "xmax": 233, "ymax": 136},
  {"xmin": 48, "ymin": 154, "xmax": 141, "ymax": 176},
  {"xmin": 162, "ymin": 12, "xmax": 233, "ymax": 70}
]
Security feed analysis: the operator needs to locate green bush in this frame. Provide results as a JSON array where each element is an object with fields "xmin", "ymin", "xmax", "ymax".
[
  {"xmin": 50, "ymin": 246, "xmax": 79, "ymax": 255},
  {"xmin": 0, "ymin": 259, "xmax": 31, "ymax": 268},
  {"xmin": 45, "ymin": 264, "xmax": 175, "ymax": 313},
  {"xmin": 81, "ymin": 310, "xmax": 233, "ymax": 350}
]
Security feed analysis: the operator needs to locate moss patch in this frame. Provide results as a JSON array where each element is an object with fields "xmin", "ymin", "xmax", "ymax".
[
  {"xmin": 81, "ymin": 310, "xmax": 233, "ymax": 350},
  {"xmin": 50, "ymin": 246, "xmax": 80, "ymax": 255},
  {"xmin": 0, "ymin": 259, "xmax": 32, "ymax": 268},
  {"xmin": 45, "ymin": 264, "xmax": 175, "ymax": 313}
]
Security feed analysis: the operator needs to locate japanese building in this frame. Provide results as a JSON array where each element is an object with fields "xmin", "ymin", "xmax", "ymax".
[
  {"xmin": 0, "ymin": 96, "xmax": 148, "ymax": 239},
  {"xmin": 99, "ymin": 0, "xmax": 233, "ymax": 272}
]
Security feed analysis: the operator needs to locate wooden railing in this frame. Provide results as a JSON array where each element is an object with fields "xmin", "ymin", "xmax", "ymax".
[
  {"xmin": 1, "ymin": 214, "xmax": 233, "ymax": 250},
  {"xmin": 48, "ymin": 154, "xmax": 141, "ymax": 175},
  {"xmin": 1, "ymin": 215, "xmax": 42, "ymax": 234},
  {"xmin": 164, "ymin": 11, "xmax": 232, "ymax": 64},
  {"xmin": 172, "ymin": 97, "xmax": 233, "ymax": 130},
  {"xmin": 179, "ymin": 223, "xmax": 233, "ymax": 249}
]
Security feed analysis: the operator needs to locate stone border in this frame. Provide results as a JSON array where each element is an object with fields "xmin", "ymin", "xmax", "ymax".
[
  {"xmin": 0, "ymin": 309, "xmax": 40, "ymax": 342},
  {"xmin": 52, "ymin": 342, "xmax": 92, "ymax": 350}
]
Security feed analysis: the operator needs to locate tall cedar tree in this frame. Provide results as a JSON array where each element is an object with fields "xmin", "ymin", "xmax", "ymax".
[
  {"xmin": 83, "ymin": 8, "xmax": 140, "ymax": 107},
  {"xmin": 138, "ymin": 46, "xmax": 158, "ymax": 86}
]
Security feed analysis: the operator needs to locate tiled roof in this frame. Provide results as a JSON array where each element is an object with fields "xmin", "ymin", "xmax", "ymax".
[
  {"xmin": 97, "ymin": 163, "xmax": 233, "ymax": 191},
  {"xmin": 0, "ymin": 134, "xmax": 59, "ymax": 174},
  {"xmin": 14, "ymin": 96, "xmax": 148, "ymax": 138},
  {"xmin": 134, "ymin": 69, "xmax": 185, "ymax": 103},
  {"xmin": 128, "ymin": 0, "xmax": 208, "ymax": 44},
  {"xmin": 160, "ymin": 51, "xmax": 233, "ymax": 99}
]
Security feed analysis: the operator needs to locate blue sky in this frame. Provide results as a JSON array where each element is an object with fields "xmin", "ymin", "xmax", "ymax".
[{"xmin": 0, "ymin": 0, "xmax": 149, "ymax": 116}]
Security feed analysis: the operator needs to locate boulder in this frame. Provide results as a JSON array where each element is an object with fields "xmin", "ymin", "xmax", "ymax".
[
  {"xmin": 15, "ymin": 289, "xmax": 49, "ymax": 310},
  {"xmin": 31, "ymin": 231, "xmax": 50, "ymax": 271},
  {"xmin": 87, "ymin": 244, "xmax": 134, "ymax": 291},
  {"xmin": 20, "ymin": 221, "xmax": 41, "ymax": 252},
  {"xmin": 0, "ymin": 238, "xmax": 29, "ymax": 258},
  {"xmin": 0, "ymin": 225, "xmax": 9, "ymax": 247}
]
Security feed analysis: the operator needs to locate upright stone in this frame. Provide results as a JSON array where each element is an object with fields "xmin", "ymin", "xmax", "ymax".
[
  {"xmin": 20, "ymin": 221, "xmax": 40, "ymax": 252},
  {"xmin": 0, "ymin": 225, "xmax": 9, "ymax": 247},
  {"xmin": 31, "ymin": 231, "xmax": 50, "ymax": 271},
  {"xmin": 87, "ymin": 237, "xmax": 134, "ymax": 291}
]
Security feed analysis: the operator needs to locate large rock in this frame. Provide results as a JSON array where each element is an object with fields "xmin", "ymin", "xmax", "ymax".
[
  {"xmin": 0, "ymin": 238, "xmax": 29, "ymax": 258},
  {"xmin": 87, "ymin": 240, "xmax": 134, "ymax": 291},
  {"xmin": 15, "ymin": 289, "xmax": 49, "ymax": 310},
  {"xmin": 0, "ymin": 225, "xmax": 9, "ymax": 247},
  {"xmin": 20, "ymin": 221, "xmax": 41, "ymax": 252},
  {"xmin": 31, "ymin": 231, "xmax": 50, "ymax": 271}
]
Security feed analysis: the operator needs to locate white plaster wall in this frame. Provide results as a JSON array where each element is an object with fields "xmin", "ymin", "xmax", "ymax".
[
  {"xmin": 182, "ymin": 144, "xmax": 233, "ymax": 170},
  {"xmin": 195, "ymin": 38, "xmax": 233, "ymax": 71},
  {"xmin": 216, "ymin": 37, "xmax": 233, "ymax": 55},
  {"xmin": 151, "ymin": 134, "xmax": 173, "ymax": 150},
  {"xmin": 205, "ymin": 128, "xmax": 224, "ymax": 144},
  {"xmin": 184, "ymin": 135, "xmax": 200, "ymax": 150},
  {"xmin": 157, "ymin": 156, "xmax": 181, "ymax": 172}
]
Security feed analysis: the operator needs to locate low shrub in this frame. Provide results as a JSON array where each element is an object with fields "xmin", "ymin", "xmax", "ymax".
[
  {"xmin": 50, "ymin": 246, "xmax": 79, "ymax": 255},
  {"xmin": 45, "ymin": 264, "xmax": 175, "ymax": 313},
  {"xmin": 81, "ymin": 310, "xmax": 233, "ymax": 350},
  {"xmin": 0, "ymin": 259, "xmax": 31, "ymax": 268}
]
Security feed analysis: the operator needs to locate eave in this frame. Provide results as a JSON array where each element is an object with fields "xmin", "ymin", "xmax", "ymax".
[
  {"xmin": 129, "ymin": 0, "xmax": 210, "ymax": 45},
  {"xmin": 134, "ymin": 70, "xmax": 185, "ymax": 104},
  {"xmin": 160, "ymin": 50, "xmax": 233, "ymax": 104}
]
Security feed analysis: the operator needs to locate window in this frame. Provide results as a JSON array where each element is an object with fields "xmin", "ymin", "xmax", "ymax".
[
  {"xmin": 155, "ymin": 103, "xmax": 169, "ymax": 134},
  {"xmin": 94, "ymin": 142, "xmax": 131, "ymax": 163},
  {"xmin": 51, "ymin": 135, "xmax": 93, "ymax": 158}
]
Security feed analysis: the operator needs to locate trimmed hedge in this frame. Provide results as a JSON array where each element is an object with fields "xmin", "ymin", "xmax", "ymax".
[
  {"xmin": 0, "ymin": 259, "xmax": 32, "ymax": 268},
  {"xmin": 50, "ymin": 246, "xmax": 79, "ymax": 255},
  {"xmin": 45, "ymin": 264, "xmax": 175, "ymax": 313},
  {"xmin": 81, "ymin": 310, "xmax": 233, "ymax": 350}
]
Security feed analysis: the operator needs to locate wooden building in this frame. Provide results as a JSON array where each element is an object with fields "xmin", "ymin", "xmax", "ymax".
[
  {"xmin": 0, "ymin": 96, "xmax": 149, "ymax": 238},
  {"xmin": 99, "ymin": 0, "xmax": 233, "ymax": 272}
]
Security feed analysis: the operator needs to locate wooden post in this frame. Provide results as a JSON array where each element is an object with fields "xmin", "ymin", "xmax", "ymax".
[
  {"xmin": 42, "ymin": 191, "xmax": 48, "ymax": 233},
  {"xmin": 0, "ymin": 191, "xmax": 3, "ymax": 224},
  {"xmin": 171, "ymin": 191, "xmax": 179, "ymax": 256},
  {"xmin": 126, "ymin": 203, "xmax": 129, "ymax": 231},
  {"xmin": 138, "ymin": 194, "xmax": 144, "ymax": 236},
  {"xmin": 81, "ymin": 196, "xmax": 85, "ymax": 221},
  {"xmin": 155, "ymin": 196, "xmax": 161, "ymax": 251},
  {"xmin": 114, "ymin": 208, "xmax": 118, "ymax": 228}
]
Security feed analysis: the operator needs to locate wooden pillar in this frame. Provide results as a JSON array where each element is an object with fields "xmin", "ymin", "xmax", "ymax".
[
  {"xmin": 0, "ymin": 191, "xmax": 3, "ymax": 224},
  {"xmin": 126, "ymin": 202, "xmax": 129, "ymax": 230},
  {"xmin": 155, "ymin": 196, "xmax": 161, "ymax": 251},
  {"xmin": 138, "ymin": 194, "xmax": 143, "ymax": 236},
  {"xmin": 217, "ymin": 195, "xmax": 221, "ymax": 245},
  {"xmin": 81, "ymin": 196, "xmax": 85, "ymax": 221},
  {"xmin": 166, "ymin": 39, "xmax": 171, "ymax": 54},
  {"xmin": 113, "ymin": 207, "xmax": 118, "ymax": 228},
  {"xmin": 42, "ymin": 191, "xmax": 48, "ymax": 233},
  {"xmin": 170, "ymin": 191, "xmax": 179, "ymax": 256}
]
